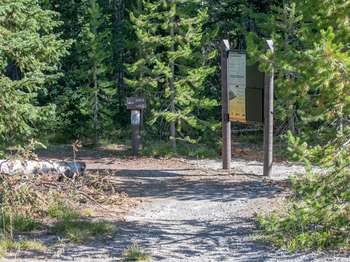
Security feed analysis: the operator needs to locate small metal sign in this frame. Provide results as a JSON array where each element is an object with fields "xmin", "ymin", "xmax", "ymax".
[
  {"xmin": 126, "ymin": 97, "xmax": 146, "ymax": 110},
  {"xmin": 131, "ymin": 110, "xmax": 141, "ymax": 126},
  {"xmin": 228, "ymin": 51, "xmax": 247, "ymax": 123}
]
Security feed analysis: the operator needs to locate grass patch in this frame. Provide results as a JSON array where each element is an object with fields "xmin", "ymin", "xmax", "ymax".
[
  {"xmin": 47, "ymin": 196, "xmax": 117, "ymax": 243},
  {"xmin": 80, "ymin": 208, "xmax": 95, "ymax": 217},
  {"xmin": 47, "ymin": 201, "xmax": 80, "ymax": 221},
  {"xmin": 0, "ymin": 238, "xmax": 46, "ymax": 254},
  {"xmin": 0, "ymin": 213, "xmax": 42, "ymax": 233},
  {"xmin": 123, "ymin": 243, "xmax": 151, "ymax": 261},
  {"xmin": 51, "ymin": 220, "xmax": 116, "ymax": 243},
  {"xmin": 0, "ymin": 171, "xmax": 127, "ymax": 257}
]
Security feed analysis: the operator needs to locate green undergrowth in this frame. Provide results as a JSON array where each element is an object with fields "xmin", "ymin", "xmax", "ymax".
[
  {"xmin": 257, "ymin": 168, "xmax": 350, "ymax": 251},
  {"xmin": 0, "ymin": 213, "xmax": 42, "ymax": 233},
  {"xmin": 48, "ymin": 201, "xmax": 81, "ymax": 221},
  {"xmin": 49, "ymin": 203, "xmax": 116, "ymax": 243},
  {"xmin": 123, "ymin": 242, "xmax": 151, "ymax": 261},
  {"xmin": 52, "ymin": 219, "xmax": 116, "ymax": 244},
  {"xmin": 0, "ymin": 212, "xmax": 46, "ymax": 256},
  {"xmin": 0, "ymin": 239, "xmax": 46, "ymax": 256},
  {"xmin": 0, "ymin": 172, "xmax": 122, "ymax": 257}
]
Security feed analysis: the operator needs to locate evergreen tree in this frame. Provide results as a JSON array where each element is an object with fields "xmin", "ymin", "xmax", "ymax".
[
  {"xmin": 247, "ymin": 0, "xmax": 350, "ymax": 148},
  {"xmin": 128, "ymin": 0, "xmax": 216, "ymax": 149},
  {"xmin": 73, "ymin": 0, "xmax": 114, "ymax": 142},
  {"xmin": 0, "ymin": 0, "xmax": 70, "ymax": 146},
  {"xmin": 253, "ymin": 0, "xmax": 350, "ymax": 250},
  {"xmin": 50, "ymin": 0, "xmax": 114, "ymax": 142}
]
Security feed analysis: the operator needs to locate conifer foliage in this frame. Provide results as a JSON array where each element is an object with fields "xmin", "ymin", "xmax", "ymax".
[
  {"xmin": 72, "ymin": 0, "xmax": 114, "ymax": 142},
  {"xmin": 0, "ymin": 0, "xmax": 70, "ymax": 146},
  {"xmin": 128, "ymin": 0, "xmax": 217, "ymax": 149},
  {"xmin": 251, "ymin": 0, "xmax": 350, "ymax": 251}
]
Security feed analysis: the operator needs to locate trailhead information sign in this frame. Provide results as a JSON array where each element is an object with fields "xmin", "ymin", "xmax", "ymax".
[{"xmin": 228, "ymin": 52, "xmax": 246, "ymax": 122}]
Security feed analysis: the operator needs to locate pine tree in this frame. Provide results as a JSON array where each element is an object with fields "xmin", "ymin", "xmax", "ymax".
[
  {"xmin": 128, "ymin": 0, "xmax": 216, "ymax": 149},
  {"xmin": 74, "ymin": 0, "xmax": 115, "ymax": 143},
  {"xmin": 0, "ymin": 0, "xmax": 70, "ymax": 146},
  {"xmin": 49, "ymin": 0, "xmax": 114, "ymax": 142},
  {"xmin": 253, "ymin": 0, "xmax": 350, "ymax": 250},
  {"xmin": 247, "ymin": 0, "xmax": 350, "ymax": 143}
]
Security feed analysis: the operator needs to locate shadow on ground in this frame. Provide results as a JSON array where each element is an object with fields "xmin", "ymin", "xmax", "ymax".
[
  {"xmin": 112, "ymin": 169, "xmax": 288, "ymax": 202},
  {"xmin": 9, "ymin": 218, "xmax": 336, "ymax": 261}
]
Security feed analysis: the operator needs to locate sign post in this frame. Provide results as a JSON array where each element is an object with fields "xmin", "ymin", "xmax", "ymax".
[
  {"xmin": 263, "ymin": 40, "xmax": 275, "ymax": 177},
  {"xmin": 127, "ymin": 97, "xmax": 146, "ymax": 156},
  {"xmin": 221, "ymin": 40, "xmax": 231, "ymax": 170},
  {"xmin": 131, "ymin": 110, "xmax": 141, "ymax": 155},
  {"xmin": 221, "ymin": 38, "xmax": 273, "ymax": 176}
]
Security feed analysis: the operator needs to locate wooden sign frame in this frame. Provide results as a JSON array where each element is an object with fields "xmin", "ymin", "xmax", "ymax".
[{"xmin": 126, "ymin": 97, "xmax": 146, "ymax": 110}]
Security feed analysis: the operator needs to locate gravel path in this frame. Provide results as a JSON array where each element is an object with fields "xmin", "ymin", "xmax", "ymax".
[
  {"xmin": 3, "ymin": 158, "xmax": 349, "ymax": 261},
  {"xmin": 112, "ymin": 165, "xmax": 348, "ymax": 262}
]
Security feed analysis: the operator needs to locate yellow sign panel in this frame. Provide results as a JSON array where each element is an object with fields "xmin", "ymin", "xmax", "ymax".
[
  {"xmin": 229, "ymin": 98, "xmax": 246, "ymax": 123},
  {"xmin": 228, "ymin": 52, "xmax": 246, "ymax": 123}
]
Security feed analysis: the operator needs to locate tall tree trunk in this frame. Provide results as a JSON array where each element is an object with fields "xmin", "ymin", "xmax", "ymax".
[
  {"xmin": 288, "ymin": 107, "xmax": 295, "ymax": 134},
  {"xmin": 339, "ymin": 104, "xmax": 344, "ymax": 135},
  {"xmin": 93, "ymin": 61, "xmax": 99, "ymax": 144},
  {"xmin": 113, "ymin": 0, "xmax": 125, "ymax": 109},
  {"xmin": 169, "ymin": 0, "xmax": 176, "ymax": 151},
  {"xmin": 91, "ymin": 0, "xmax": 99, "ymax": 144},
  {"xmin": 283, "ymin": 1, "xmax": 296, "ymax": 134}
]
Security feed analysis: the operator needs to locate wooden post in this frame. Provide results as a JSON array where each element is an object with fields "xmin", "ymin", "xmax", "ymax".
[
  {"xmin": 131, "ymin": 110, "xmax": 141, "ymax": 155},
  {"xmin": 221, "ymin": 40, "xmax": 231, "ymax": 170},
  {"xmin": 127, "ymin": 97, "xmax": 146, "ymax": 156},
  {"xmin": 263, "ymin": 40, "xmax": 274, "ymax": 177}
]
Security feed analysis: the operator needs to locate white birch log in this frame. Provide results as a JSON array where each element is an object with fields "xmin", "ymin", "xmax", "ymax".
[{"xmin": 0, "ymin": 160, "xmax": 86, "ymax": 177}]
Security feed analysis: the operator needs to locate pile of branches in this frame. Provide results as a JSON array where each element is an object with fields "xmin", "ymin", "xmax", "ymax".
[{"xmin": 0, "ymin": 171, "xmax": 130, "ymax": 219}]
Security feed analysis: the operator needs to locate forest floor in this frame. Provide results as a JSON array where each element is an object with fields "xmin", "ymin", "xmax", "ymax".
[{"xmin": 3, "ymin": 145, "xmax": 350, "ymax": 261}]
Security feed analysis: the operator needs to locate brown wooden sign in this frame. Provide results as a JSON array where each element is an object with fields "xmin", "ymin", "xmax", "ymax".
[{"xmin": 126, "ymin": 97, "xmax": 146, "ymax": 110}]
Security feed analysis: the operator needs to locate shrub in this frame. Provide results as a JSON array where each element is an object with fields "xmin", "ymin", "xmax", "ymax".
[
  {"xmin": 123, "ymin": 242, "xmax": 151, "ymax": 261},
  {"xmin": 258, "ymin": 168, "xmax": 350, "ymax": 251}
]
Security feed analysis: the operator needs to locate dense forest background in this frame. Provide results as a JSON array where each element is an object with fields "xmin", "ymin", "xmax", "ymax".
[
  {"xmin": 0, "ymin": 0, "xmax": 349, "ymax": 158},
  {"xmin": 0, "ymin": 0, "xmax": 350, "ymax": 251}
]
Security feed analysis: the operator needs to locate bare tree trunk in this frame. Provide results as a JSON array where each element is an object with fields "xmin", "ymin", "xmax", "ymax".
[
  {"xmin": 283, "ymin": 2, "xmax": 296, "ymax": 134},
  {"xmin": 288, "ymin": 107, "xmax": 295, "ymax": 134},
  {"xmin": 169, "ymin": 0, "xmax": 176, "ymax": 151},
  {"xmin": 93, "ymin": 62, "xmax": 99, "ymax": 144},
  {"xmin": 113, "ymin": 0, "xmax": 125, "ymax": 107},
  {"xmin": 91, "ymin": 1, "xmax": 99, "ymax": 145},
  {"xmin": 339, "ymin": 104, "xmax": 344, "ymax": 135}
]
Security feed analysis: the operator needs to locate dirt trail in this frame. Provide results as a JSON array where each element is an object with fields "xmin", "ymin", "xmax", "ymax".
[
  {"xmin": 3, "ymin": 157, "xmax": 349, "ymax": 261},
  {"xmin": 111, "ymin": 163, "xmax": 347, "ymax": 262}
]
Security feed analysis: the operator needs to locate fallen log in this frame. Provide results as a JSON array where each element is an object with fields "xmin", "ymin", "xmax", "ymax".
[{"xmin": 0, "ymin": 160, "xmax": 86, "ymax": 177}]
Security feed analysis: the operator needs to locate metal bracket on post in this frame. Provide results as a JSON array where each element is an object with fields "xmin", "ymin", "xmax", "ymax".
[
  {"xmin": 224, "ymin": 113, "xmax": 230, "ymax": 122},
  {"xmin": 223, "ymin": 39, "xmax": 230, "ymax": 58}
]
